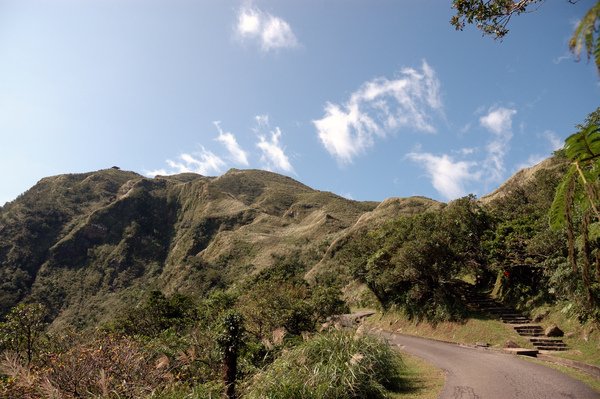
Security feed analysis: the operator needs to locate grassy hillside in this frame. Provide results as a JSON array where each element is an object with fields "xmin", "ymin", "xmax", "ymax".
[
  {"xmin": 0, "ymin": 168, "xmax": 382, "ymax": 328},
  {"xmin": 2, "ymin": 153, "xmax": 599, "ymax": 399}
]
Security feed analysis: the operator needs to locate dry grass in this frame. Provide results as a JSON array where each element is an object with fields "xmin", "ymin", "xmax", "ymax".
[
  {"xmin": 365, "ymin": 310, "xmax": 531, "ymax": 349},
  {"xmin": 388, "ymin": 352, "xmax": 445, "ymax": 399},
  {"xmin": 530, "ymin": 304, "xmax": 600, "ymax": 366}
]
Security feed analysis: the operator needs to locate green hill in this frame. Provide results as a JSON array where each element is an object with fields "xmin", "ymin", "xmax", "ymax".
[
  {"xmin": 0, "ymin": 168, "xmax": 385, "ymax": 328},
  {"xmin": 0, "ymin": 155, "xmax": 574, "ymax": 329}
]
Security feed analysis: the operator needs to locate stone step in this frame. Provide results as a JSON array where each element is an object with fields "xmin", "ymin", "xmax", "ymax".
[
  {"xmin": 501, "ymin": 316, "xmax": 531, "ymax": 320},
  {"xmin": 468, "ymin": 299, "xmax": 498, "ymax": 303},
  {"xmin": 514, "ymin": 327, "xmax": 544, "ymax": 333},
  {"xmin": 530, "ymin": 340, "xmax": 568, "ymax": 350},
  {"xmin": 531, "ymin": 340, "xmax": 567, "ymax": 345},
  {"xmin": 538, "ymin": 347, "xmax": 569, "ymax": 352},
  {"xmin": 533, "ymin": 344, "xmax": 568, "ymax": 350},
  {"xmin": 503, "ymin": 347, "xmax": 539, "ymax": 356},
  {"xmin": 534, "ymin": 345, "xmax": 568, "ymax": 350},
  {"xmin": 487, "ymin": 310, "xmax": 516, "ymax": 315},
  {"xmin": 533, "ymin": 340, "xmax": 567, "ymax": 344},
  {"xmin": 503, "ymin": 320, "xmax": 532, "ymax": 324},
  {"xmin": 513, "ymin": 323, "xmax": 542, "ymax": 328}
]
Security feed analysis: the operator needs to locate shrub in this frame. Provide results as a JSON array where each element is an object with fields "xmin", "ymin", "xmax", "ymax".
[
  {"xmin": 310, "ymin": 286, "xmax": 350, "ymax": 322},
  {"xmin": 43, "ymin": 334, "xmax": 169, "ymax": 398},
  {"xmin": 244, "ymin": 332, "xmax": 403, "ymax": 399},
  {"xmin": 111, "ymin": 291, "xmax": 197, "ymax": 337},
  {"xmin": 350, "ymin": 196, "xmax": 489, "ymax": 322}
]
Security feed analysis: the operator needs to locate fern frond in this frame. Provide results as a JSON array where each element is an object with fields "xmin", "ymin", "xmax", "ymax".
[
  {"xmin": 564, "ymin": 124, "xmax": 600, "ymax": 161},
  {"xmin": 549, "ymin": 164, "xmax": 577, "ymax": 230},
  {"xmin": 569, "ymin": 2, "xmax": 600, "ymax": 74},
  {"xmin": 595, "ymin": 37, "xmax": 600, "ymax": 74}
]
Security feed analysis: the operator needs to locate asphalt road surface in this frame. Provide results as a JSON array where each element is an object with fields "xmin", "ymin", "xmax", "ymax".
[{"xmin": 379, "ymin": 331, "xmax": 599, "ymax": 399}]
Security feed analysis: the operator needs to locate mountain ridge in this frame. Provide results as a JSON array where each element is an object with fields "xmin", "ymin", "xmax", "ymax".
[{"xmin": 0, "ymin": 157, "xmax": 566, "ymax": 328}]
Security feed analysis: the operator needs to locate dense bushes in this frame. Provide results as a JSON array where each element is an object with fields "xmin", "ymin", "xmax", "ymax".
[
  {"xmin": 1, "ymin": 334, "xmax": 170, "ymax": 399},
  {"xmin": 244, "ymin": 332, "xmax": 403, "ymax": 399},
  {"xmin": 0, "ymin": 252, "xmax": 354, "ymax": 398},
  {"xmin": 343, "ymin": 196, "xmax": 489, "ymax": 322}
]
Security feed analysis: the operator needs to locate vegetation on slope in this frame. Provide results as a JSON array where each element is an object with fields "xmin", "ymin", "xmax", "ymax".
[
  {"xmin": 244, "ymin": 332, "xmax": 402, "ymax": 399},
  {"xmin": 1, "ymin": 107, "xmax": 599, "ymax": 397},
  {"xmin": 0, "ymin": 168, "xmax": 376, "ymax": 329}
]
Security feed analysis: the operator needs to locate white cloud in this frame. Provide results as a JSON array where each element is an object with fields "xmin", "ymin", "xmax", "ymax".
[
  {"xmin": 255, "ymin": 114, "xmax": 269, "ymax": 126},
  {"xmin": 236, "ymin": 6, "xmax": 298, "ymax": 51},
  {"xmin": 146, "ymin": 147, "xmax": 225, "ymax": 177},
  {"xmin": 314, "ymin": 60, "xmax": 443, "ymax": 164},
  {"xmin": 237, "ymin": 7, "xmax": 260, "ymax": 36},
  {"xmin": 516, "ymin": 154, "xmax": 547, "ymax": 171},
  {"xmin": 479, "ymin": 106, "xmax": 516, "ymax": 182},
  {"xmin": 254, "ymin": 116, "xmax": 294, "ymax": 173},
  {"xmin": 515, "ymin": 130, "xmax": 563, "ymax": 171},
  {"xmin": 542, "ymin": 130, "xmax": 563, "ymax": 151},
  {"xmin": 553, "ymin": 51, "xmax": 573, "ymax": 64},
  {"xmin": 459, "ymin": 122, "xmax": 472, "ymax": 134},
  {"xmin": 407, "ymin": 152, "xmax": 480, "ymax": 200},
  {"xmin": 457, "ymin": 147, "xmax": 476, "ymax": 155},
  {"xmin": 480, "ymin": 107, "xmax": 516, "ymax": 135},
  {"xmin": 214, "ymin": 121, "xmax": 249, "ymax": 165}
]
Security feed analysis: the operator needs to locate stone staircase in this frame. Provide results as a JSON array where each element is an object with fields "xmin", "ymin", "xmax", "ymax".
[{"xmin": 466, "ymin": 291, "xmax": 568, "ymax": 352}]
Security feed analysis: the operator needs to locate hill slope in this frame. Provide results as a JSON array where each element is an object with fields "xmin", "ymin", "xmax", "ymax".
[
  {"xmin": 0, "ymin": 168, "xmax": 399, "ymax": 328},
  {"xmin": 0, "ymin": 155, "xmax": 568, "ymax": 329}
]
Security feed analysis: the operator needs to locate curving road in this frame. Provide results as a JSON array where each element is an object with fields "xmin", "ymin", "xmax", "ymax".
[{"xmin": 378, "ymin": 331, "xmax": 599, "ymax": 399}]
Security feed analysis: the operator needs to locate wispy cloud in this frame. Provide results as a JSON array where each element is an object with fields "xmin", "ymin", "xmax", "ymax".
[
  {"xmin": 236, "ymin": 6, "xmax": 298, "ymax": 51},
  {"xmin": 480, "ymin": 107, "xmax": 516, "ymax": 135},
  {"xmin": 254, "ymin": 115, "xmax": 294, "ymax": 173},
  {"xmin": 457, "ymin": 147, "xmax": 476, "ymax": 155},
  {"xmin": 480, "ymin": 106, "xmax": 516, "ymax": 182},
  {"xmin": 542, "ymin": 130, "xmax": 563, "ymax": 151},
  {"xmin": 407, "ymin": 152, "xmax": 480, "ymax": 200},
  {"xmin": 553, "ymin": 51, "xmax": 573, "ymax": 65},
  {"xmin": 408, "ymin": 105, "xmax": 518, "ymax": 200},
  {"xmin": 146, "ymin": 147, "xmax": 225, "ymax": 177},
  {"xmin": 515, "ymin": 154, "xmax": 547, "ymax": 171},
  {"xmin": 313, "ymin": 60, "xmax": 443, "ymax": 164},
  {"xmin": 515, "ymin": 130, "xmax": 563, "ymax": 170},
  {"xmin": 214, "ymin": 121, "xmax": 249, "ymax": 165}
]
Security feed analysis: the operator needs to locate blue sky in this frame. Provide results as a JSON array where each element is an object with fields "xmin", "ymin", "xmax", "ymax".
[{"xmin": 0, "ymin": 0, "xmax": 598, "ymax": 205}]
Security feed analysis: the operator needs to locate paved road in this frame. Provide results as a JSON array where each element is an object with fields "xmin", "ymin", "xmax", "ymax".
[{"xmin": 379, "ymin": 331, "xmax": 599, "ymax": 399}]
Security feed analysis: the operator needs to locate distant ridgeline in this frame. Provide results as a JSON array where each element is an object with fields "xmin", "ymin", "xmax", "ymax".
[
  {"xmin": 1, "ymin": 152, "xmax": 595, "ymax": 329},
  {"xmin": 0, "ymin": 168, "xmax": 382, "ymax": 328}
]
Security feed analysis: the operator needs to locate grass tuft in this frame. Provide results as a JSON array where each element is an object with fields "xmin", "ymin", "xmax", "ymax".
[{"xmin": 244, "ymin": 331, "xmax": 404, "ymax": 399}]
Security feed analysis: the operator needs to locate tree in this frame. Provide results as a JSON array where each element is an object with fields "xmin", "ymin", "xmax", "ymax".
[
  {"xmin": 549, "ymin": 107, "xmax": 600, "ymax": 315},
  {"xmin": 451, "ymin": 0, "xmax": 600, "ymax": 73},
  {"xmin": 451, "ymin": 0, "xmax": 542, "ymax": 38},
  {"xmin": 217, "ymin": 312, "xmax": 245, "ymax": 399},
  {"xmin": 0, "ymin": 303, "xmax": 47, "ymax": 365},
  {"xmin": 354, "ymin": 196, "xmax": 489, "ymax": 322}
]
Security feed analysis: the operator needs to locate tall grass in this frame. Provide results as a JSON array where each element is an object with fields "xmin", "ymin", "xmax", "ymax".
[{"xmin": 244, "ymin": 331, "xmax": 403, "ymax": 399}]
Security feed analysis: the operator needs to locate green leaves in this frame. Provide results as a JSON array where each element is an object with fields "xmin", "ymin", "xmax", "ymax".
[
  {"xmin": 569, "ymin": 2, "xmax": 600, "ymax": 75},
  {"xmin": 549, "ymin": 165, "xmax": 577, "ymax": 230},
  {"xmin": 564, "ymin": 123, "xmax": 600, "ymax": 162},
  {"xmin": 550, "ymin": 107, "xmax": 600, "ymax": 231},
  {"xmin": 452, "ymin": 0, "xmax": 600, "ymax": 74},
  {"xmin": 547, "ymin": 107, "xmax": 600, "ymax": 319},
  {"xmin": 450, "ymin": 0, "xmax": 541, "ymax": 39},
  {"xmin": 0, "ymin": 303, "xmax": 47, "ymax": 365}
]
